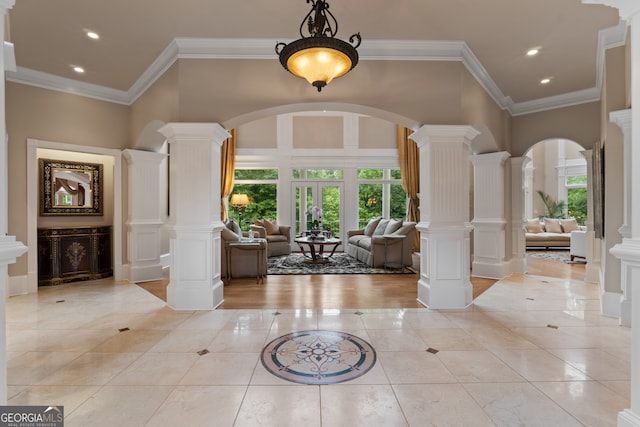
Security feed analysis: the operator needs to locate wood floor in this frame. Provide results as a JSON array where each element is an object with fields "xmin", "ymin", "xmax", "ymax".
[{"xmin": 136, "ymin": 252, "xmax": 585, "ymax": 309}]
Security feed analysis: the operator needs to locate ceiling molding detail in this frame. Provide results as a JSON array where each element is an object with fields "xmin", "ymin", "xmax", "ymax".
[{"xmin": 5, "ymin": 23, "xmax": 628, "ymax": 116}]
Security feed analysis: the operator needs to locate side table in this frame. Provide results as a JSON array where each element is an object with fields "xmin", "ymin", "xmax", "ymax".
[{"xmin": 225, "ymin": 238, "xmax": 267, "ymax": 283}]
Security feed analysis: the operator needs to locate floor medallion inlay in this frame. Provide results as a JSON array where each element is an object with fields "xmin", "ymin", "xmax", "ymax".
[{"xmin": 261, "ymin": 330, "xmax": 377, "ymax": 385}]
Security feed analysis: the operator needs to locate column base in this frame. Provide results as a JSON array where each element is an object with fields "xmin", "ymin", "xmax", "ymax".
[
  {"xmin": 472, "ymin": 260, "xmax": 510, "ymax": 279},
  {"xmin": 618, "ymin": 409, "xmax": 640, "ymax": 427},
  {"xmin": 417, "ymin": 277, "xmax": 472, "ymax": 309},
  {"xmin": 129, "ymin": 263, "xmax": 163, "ymax": 283},
  {"xmin": 167, "ymin": 279, "xmax": 224, "ymax": 310}
]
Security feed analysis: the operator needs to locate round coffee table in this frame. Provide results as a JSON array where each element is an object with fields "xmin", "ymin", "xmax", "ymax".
[{"xmin": 294, "ymin": 236, "xmax": 342, "ymax": 264}]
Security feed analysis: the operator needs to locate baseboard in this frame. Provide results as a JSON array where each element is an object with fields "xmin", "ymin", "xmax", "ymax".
[
  {"xmin": 601, "ymin": 290, "xmax": 622, "ymax": 319},
  {"xmin": 7, "ymin": 274, "xmax": 32, "ymax": 296},
  {"xmin": 471, "ymin": 260, "xmax": 510, "ymax": 279},
  {"xmin": 161, "ymin": 253, "xmax": 171, "ymax": 269}
]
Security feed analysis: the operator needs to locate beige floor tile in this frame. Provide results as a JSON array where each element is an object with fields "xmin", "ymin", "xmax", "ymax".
[
  {"xmin": 416, "ymin": 328, "xmax": 485, "ymax": 351},
  {"xmin": 208, "ymin": 329, "xmax": 269, "ymax": 353},
  {"xmin": 600, "ymin": 380, "xmax": 631, "ymax": 400},
  {"xmin": 393, "ymin": 384, "xmax": 494, "ymax": 426},
  {"xmin": 7, "ymin": 351, "xmax": 83, "ymax": 385},
  {"xmin": 378, "ymin": 351, "xmax": 457, "ymax": 384},
  {"xmin": 437, "ymin": 350, "xmax": 524, "ymax": 383},
  {"xmin": 64, "ymin": 385, "xmax": 173, "ymax": 427},
  {"xmin": 9, "ymin": 385, "xmax": 100, "ymax": 414},
  {"xmin": 235, "ymin": 385, "xmax": 321, "ymax": 427},
  {"xmin": 366, "ymin": 329, "xmax": 427, "ymax": 351},
  {"xmin": 38, "ymin": 352, "xmax": 142, "ymax": 385},
  {"xmin": 148, "ymin": 329, "xmax": 219, "ymax": 353},
  {"xmin": 180, "ymin": 353, "xmax": 259, "ymax": 385},
  {"xmin": 464, "ymin": 382, "xmax": 582, "ymax": 426},
  {"xmin": 533, "ymin": 381, "xmax": 629, "ymax": 426},
  {"xmin": 175, "ymin": 309, "xmax": 238, "ymax": 330},
  {"xmin": 144, "ymin": 386, "xmax": 246, "ymax": 427},
  {"xmin": 88, "ymin": 329, "xmax": 170, "ymax": 353},
  {"xmin": 466, "ymin": 327, "xmax": 538, "ymax": 350},
  {"xmin": 320, "ymin": 384, "xmax": 408, "ymax": 426},
  {"xmin": 490, "ymin": 348, "xmax": 590, "ymax": 382},
  {"xmin": 547, "ymin": 348, "xmax": 630, "ymax": 380},
  {"xmin": 316, "ymin": 310, "xmax": 366, "ymax": 330},
  {"xmin": 108, "ymin": 352, "xmax": 199, "ymax": 385}
]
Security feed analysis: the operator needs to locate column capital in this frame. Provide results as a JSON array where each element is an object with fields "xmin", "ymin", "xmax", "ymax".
[
  {"xmin": 409, "ymin": 125, "xmax": 480, "ymax": 147},
  {"xmin": 158, "ymin": 123, "xmax": 230, "ymax": 146},
  {"xmin": 610, "ymin": 108, "xmax": 632, "ymax": 131},
  {"xmin": 0, "ymin": 1, "xmax": 14, "ymax": 13},
  {"xmin": 122, "ymin": 149, "xmax": 167, "ymax": 165},
  {"xmin": 582, "ymin": 0, "xmax": 640, "ymax": 20},
  {"xmin": 470, "ymin": 151, "xmax": 510, "ymax": 167}
]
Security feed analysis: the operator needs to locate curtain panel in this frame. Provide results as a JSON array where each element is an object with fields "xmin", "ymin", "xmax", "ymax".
[
  {"xmin": 220, "ymin": 128, "xmax": 236, "ymax": 221},
  {"xmin": 397, "ymin": 125, "xmax": 420, "ymax": 252}
]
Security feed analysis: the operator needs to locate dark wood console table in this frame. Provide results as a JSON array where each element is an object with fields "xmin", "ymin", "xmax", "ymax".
[{"xmin": 38, "ymin": 226, "xmax": 112, "ymax": 286}]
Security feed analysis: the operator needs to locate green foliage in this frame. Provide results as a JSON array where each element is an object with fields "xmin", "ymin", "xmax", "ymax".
[
  {"xmin": 537, "ymin": 190, "xmax": 566, "ymax": 219},
  {"xmin": 567, "ymin": 188, "xmax": 587, "ymax": 226}
]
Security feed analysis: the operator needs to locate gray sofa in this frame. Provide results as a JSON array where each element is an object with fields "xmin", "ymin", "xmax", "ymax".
[{"xmin": 346, "ymin": 218, "xmax": 417, "ymax": 268}]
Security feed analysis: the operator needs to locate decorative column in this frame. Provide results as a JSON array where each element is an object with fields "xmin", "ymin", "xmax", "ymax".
[
  {"xmin": 122, "ymin": 149, "xmax": 167, "ymax": 283},
  {"xmin": 0, "ymin": 0, "xmax": 26, "ymax": 405},
  {"xmin": 610, "ymin": 112, "xmax": 632, "ymax": 326},
  {"xmin": 409, "ymin": 125, "xmax": 478, "ymax": 309},
  {"xmin": 580, "ymin": 150, "xmax": 603, "ymax": 285},
  {"xmin": 509, "ymin": 157, "xmax": 529, "ymax": 274},
  {"xmin": 583, "ymin": 1, "xmax": 640, "ymax": 425},
  {"xmin": 158, "ymin": 123, "xmax": 230, "ymax": 310},
  {"xmin": 471, "ymin": 152, "xmax": 510, "ymax": 278}
]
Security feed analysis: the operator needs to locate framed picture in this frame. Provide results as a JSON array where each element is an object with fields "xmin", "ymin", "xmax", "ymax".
[{"xmin": 39, "ymin": 158, "xmax": 103, "ymax": 216}]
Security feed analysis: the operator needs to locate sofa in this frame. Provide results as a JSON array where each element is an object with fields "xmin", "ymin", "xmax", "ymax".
[
  {"xmin": 525, "ymin": 218, "xmax": 584, "ymax": 249},
  {"xmin": 346, "ymin": 218, "xmax": 417, "ymax": 268},
  {"xmin": 250, "ymin": 219, "xmax": 292, "ymax": 257}
]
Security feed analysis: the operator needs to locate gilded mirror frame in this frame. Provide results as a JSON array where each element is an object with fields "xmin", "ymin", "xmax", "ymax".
[{"xmin": 39, "ymin": 158, "xmax": 103, "ymax": 216}]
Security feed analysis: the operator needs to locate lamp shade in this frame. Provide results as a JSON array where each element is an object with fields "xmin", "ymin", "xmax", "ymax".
[{"xmin": 230, "ymin": 193, "xmax": 250, "ymax": 206}]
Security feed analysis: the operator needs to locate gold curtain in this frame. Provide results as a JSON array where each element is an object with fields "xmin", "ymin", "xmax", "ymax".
[
  {"xmin": 397, "ymin": 125, "xmax": 420, "ymax": 251},
  {"xmin": 220, "ymin": 128, "xmax": 236, "ymax": 221}
]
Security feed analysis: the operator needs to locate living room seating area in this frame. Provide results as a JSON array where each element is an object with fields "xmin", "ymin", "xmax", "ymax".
[{"xmin": 346, "ymin": 218, "xmax": 417, "ymax": 269}]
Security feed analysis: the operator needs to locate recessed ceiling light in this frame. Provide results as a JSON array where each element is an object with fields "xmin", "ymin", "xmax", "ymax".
[
  {"xmin": 85, "ymin": 30, "xmax": 99, "ymax": 40},
  {"xmin": 540, "ymin": 78, "xmax": 551, "ymax": 84},
  {"xmin": 73, "ymin": 66, "xmax": 85, "ymax": 74},
  {"xmin": 527, "ymin": 48, "xmax": 539, "ymax": 56}
]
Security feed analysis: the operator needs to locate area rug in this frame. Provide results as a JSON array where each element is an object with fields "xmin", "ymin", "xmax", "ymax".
[
  {"xmin": 267, "ymin": 253, "xmax": 415, "ymax": 275},
  {"xmin": 527, "ymin": 250, "xmax": 586, "ymax": 264}
]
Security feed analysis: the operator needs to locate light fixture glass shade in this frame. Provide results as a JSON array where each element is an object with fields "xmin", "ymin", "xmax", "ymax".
[
  {"xmin": 287, "ymin": 47, "xmax": 352, "ymax": 87},
  {"xmin": 230, "ymin": 193, "xmax": 250, "ymax": 206}
]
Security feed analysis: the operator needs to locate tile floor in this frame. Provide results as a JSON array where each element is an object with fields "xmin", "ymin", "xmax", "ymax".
[{"xmin": 6, "ymin": 273, "xmax": 630, "ymax": 426}]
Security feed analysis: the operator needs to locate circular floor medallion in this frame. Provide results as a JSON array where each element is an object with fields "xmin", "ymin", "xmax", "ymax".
[{"xmin": 261, "ymin": 330, "xmax": 377, "ymax": 385}]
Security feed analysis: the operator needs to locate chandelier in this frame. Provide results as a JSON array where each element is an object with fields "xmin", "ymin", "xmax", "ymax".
[{"xmin": 275, "ymin": 0, "xmax": 361, "ymax": 92}]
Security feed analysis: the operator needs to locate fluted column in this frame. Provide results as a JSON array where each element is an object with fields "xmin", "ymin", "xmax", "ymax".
[
  {"xmin": 580, "ymin": 150, "xmax": 602, "ymax": 284},
  {"xmin": 471, "ymin": 152, "xmax": 510, "ymax": 278},
  {"xmin": 123, "ymin": 149, "xmax": 167, "ymax": 283},
  {"xmin": 158, "ymin": 123, "xmax": 230, "ymax": 310},
  {"xmin": 0, "ymin": 0, "xmax": 25, "ymax": 405},
  {"xmin": 509, "ymin": 157, "xmax": 529, "ymax": 274},
  {"xmin": 409, "ymin": 125, "xmax": 478, "ymax": 309},
  {"xmin": 583, "ymin": 1, "xmax": 640, "ymax": 425}
]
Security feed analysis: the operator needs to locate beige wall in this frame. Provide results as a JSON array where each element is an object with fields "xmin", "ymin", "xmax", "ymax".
[
  {"xmin": 511, "ymin": 102, "xmax": 600, "ymax": 157},
  {"xmin": 237, "ymin": 117, "xmax": 277, "ymax": 149},
  {"xmin": 293, "ymin": 117, "xmax": 343, "ymax": 149},
  {"xmin": 359, "ymin": 117, "xmax": 396, "ymax": 149},
  {"xmin": 7, "ymin": 83, "xmax": 129, "ymax": 275}
]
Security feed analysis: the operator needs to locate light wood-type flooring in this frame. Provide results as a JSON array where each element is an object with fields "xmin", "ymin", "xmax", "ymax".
[{"xmin": 137, "ymin": 251, "xmax": 585, "ymax": 309}]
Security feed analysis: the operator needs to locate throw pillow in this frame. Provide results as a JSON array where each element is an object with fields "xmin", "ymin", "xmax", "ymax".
[
  {"xmin": 560, "ymin": 218, "xmax": 579, "ymax": 233},
  {"xmin": 373, "ymin": 219, "xmax": 390, "ymax": 235},
  {"xmin": 544, "ymin": 218, "xmax": 563, "ymax": 234},
  {"xmin": 225, "ymin": 218, "xmax": 242, "ymax": 236},
  {"xmin": 221, "ymin": 226, "xmax": 240, "ymax": 241},
  {"xmin": 363, "ymin": 217, "xmax": 382, "ymax": 236},
  {"xmin": 384, "ymin": 219, "xmax": 403, "ymax": 235},
  {"xmin": 525, "ymin": 219, "xmax": 544, "ymax": 233},
  {"xmin": 264, "ymin": 219, "xmax": 281, "ymax": 235}
]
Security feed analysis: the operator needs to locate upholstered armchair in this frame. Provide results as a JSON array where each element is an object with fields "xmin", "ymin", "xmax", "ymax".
[
  {"xmin": 220, "ymin": 220, "xmax": 267, "ymax": 279},
  {"xmin": 250, "ymin": 219, "xmax": 292, "ymax": 257}
]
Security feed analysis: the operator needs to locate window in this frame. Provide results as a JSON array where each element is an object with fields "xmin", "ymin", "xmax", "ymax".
[
  {"xmin": 566, "ymin": 175, "xmax": 587, "ymax": 225},
  {"xmin": 357, "ymin": 169, "xmax": 406, "ymax": 228},
  {"xmin": 231, "ymin": 169, "xmax": 278, "ymax": 229}
]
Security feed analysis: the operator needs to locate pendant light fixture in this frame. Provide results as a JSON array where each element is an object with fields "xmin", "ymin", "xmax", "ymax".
[{"xmin": 275, "ymin": 0, "xmax": 361, "ymax": 92}]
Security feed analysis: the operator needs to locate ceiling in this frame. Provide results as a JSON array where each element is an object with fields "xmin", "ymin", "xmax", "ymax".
[{"xmin": 6, "ymin": 0, "xmax": 624, "ymax": 115}]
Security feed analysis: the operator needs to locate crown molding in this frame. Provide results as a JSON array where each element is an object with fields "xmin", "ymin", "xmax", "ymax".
[
  {"xmin": 583, "ymin": 0, "xmax": 640, "ymax": 20},
  {"xmin": 5, "ymin": 24, "xmax": 628, "ymax": 116}
]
